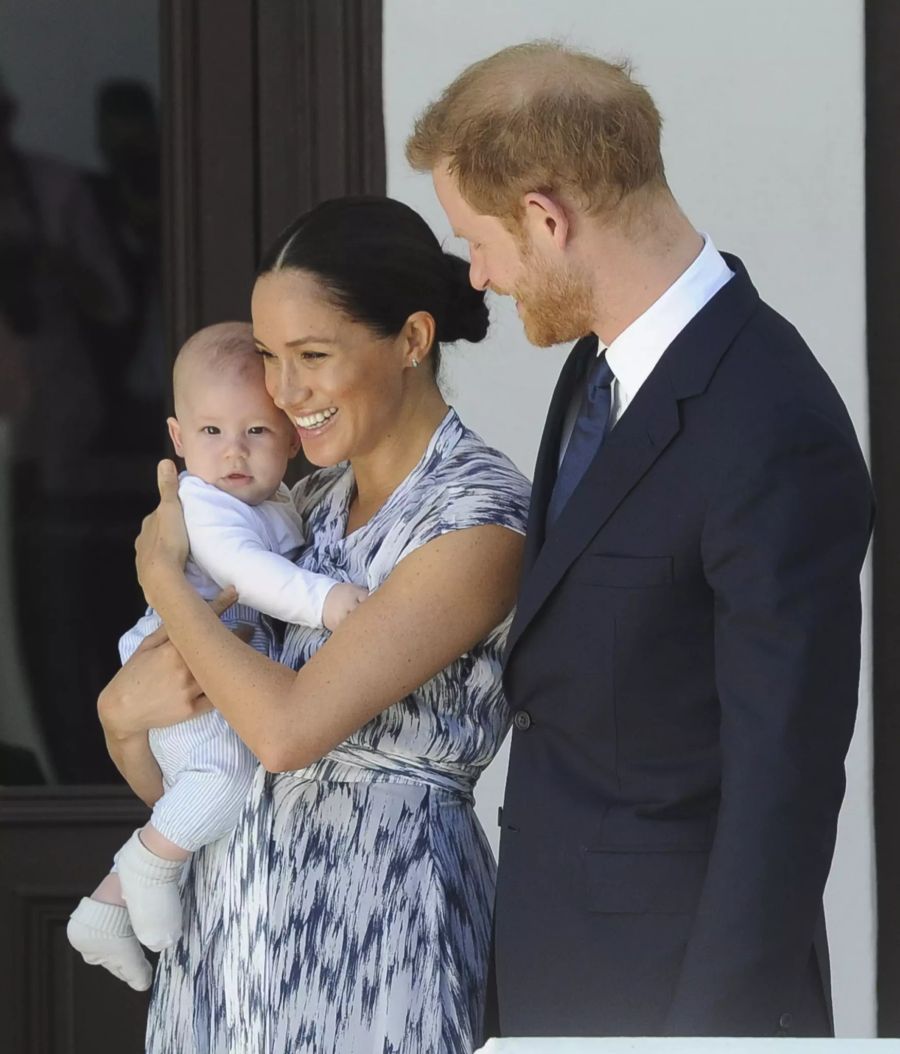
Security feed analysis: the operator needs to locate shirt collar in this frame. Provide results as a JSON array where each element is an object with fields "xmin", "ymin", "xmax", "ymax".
[{"xmin": 603, "ymin": 234, "xmax": 733, "ymax": 399}]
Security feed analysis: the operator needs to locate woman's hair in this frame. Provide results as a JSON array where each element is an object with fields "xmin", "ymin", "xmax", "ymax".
[
  {"xmin": 406, "ymin": 40, "xmax": 667, "ymax": 223},
  {"xmin": 257, "ymin": 196, "xmax": 489, "ymax": 374}
]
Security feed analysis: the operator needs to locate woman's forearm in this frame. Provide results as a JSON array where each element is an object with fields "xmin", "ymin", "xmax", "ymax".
[
  {"xmin": 143, "ymin": 526, "xmax": 523, "ymax": 774},
  {"xmin": 103, "ymin": 725, "xmax": 164, "ymax": 807},
  {"xmin": 148, "ymin": 566, "xmax": 299, "ymax": 763}
]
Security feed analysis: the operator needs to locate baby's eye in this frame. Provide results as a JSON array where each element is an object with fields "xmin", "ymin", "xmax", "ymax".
[
  {"xmin": 201, "ymin": 426, "xmax": 220, "ymax": 435},
  {"xmin": 247, "ymin": 426, "xmax": 269, "ymax": 435}
]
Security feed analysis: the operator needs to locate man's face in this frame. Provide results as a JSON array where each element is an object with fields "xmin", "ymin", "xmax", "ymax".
[{"xmin": 432, "ymin": 162, "xmax": 594, "ymax": 347}]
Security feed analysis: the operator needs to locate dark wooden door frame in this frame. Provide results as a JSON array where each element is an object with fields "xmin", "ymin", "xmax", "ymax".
[
  {"xmin": 867, "ymin": 0, "xmax": 900, "ymax": 1037},
  {"xmin": 161, "ymin": 0, "xmax": 386, "ymax": 353}
]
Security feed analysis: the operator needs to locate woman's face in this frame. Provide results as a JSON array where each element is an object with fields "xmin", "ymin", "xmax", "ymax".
[{"xmin": 251, "ymin": 269, "xmax": 408, "ymax": 467}]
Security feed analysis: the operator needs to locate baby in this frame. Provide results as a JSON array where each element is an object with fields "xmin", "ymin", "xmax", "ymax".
[{"xmin": 67, "ymin": 322, "xmax": 366, "ymax": 990}]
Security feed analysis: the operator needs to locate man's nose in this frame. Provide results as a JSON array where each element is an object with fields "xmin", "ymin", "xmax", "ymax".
[{"xmin": 468, "ymin": 253, "xmax": 489, "ymax": 292}]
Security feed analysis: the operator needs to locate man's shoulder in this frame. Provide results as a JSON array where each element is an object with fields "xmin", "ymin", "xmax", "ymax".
[{"xmin": 683, "ymin": 281, "xmax": 841, "ymax": 415}]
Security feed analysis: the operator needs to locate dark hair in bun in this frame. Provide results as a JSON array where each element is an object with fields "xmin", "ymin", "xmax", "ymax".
[
  {"xmin": 258, "ymin": 196, "xmax": 489, "ymax": 374},
  {"xmin": 440, "ymin": 252, "xmax": 489, "ymax": 345}
]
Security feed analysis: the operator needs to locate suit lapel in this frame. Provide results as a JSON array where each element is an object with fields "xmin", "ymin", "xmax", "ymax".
[
  {"xmin": 506, "ymin": 253, "xmax": 761, "ymax": 665},
  {"xmin": 507, "ymin": 372, "xmax": 680, "ymax": 661}
]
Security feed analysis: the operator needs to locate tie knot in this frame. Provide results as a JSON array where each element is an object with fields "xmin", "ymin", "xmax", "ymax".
[{"xmin": 587, "ymin": 354, "xmax": 614, "ymax": 395}]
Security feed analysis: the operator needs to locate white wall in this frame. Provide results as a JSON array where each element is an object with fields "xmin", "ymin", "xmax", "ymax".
[{"xmin": 385, "ymin": 0, "xmax": 873, "ymax": 1037}]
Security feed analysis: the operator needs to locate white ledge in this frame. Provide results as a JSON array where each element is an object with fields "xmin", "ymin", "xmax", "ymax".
[{"xmin": 478, "ymin": 1041, "xmax": 900, "ymax": 1053}]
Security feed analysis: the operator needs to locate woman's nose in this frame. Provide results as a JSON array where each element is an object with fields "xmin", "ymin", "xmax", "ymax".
[{"xmin": 270, "ymin": 368, "xmax": 311, "ymax": 414}]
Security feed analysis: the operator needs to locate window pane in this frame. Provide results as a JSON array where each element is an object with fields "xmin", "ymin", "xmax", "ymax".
[{"xmin": 0, "ymin": 0, "xmax": 163, "ymax": 784}]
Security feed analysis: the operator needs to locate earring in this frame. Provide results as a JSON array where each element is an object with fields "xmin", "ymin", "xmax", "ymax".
[{"xmin": 411, "ymin": 358, "xmax": 419, "ymax": 368}]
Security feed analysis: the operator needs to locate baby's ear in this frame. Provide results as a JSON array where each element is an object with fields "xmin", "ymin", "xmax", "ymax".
[{"xmin": 166, "ymin": 417, "xmax": 185, "ymax": 458}]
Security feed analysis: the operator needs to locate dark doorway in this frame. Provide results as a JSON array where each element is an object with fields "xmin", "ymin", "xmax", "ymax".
[{"xmin": 0, "ymin": 1, "xmax": 384, "ymax": 1049}]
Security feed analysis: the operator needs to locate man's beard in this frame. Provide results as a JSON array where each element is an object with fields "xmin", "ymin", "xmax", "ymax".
[{"xmin": 508, "ymin": 254, "xmax": 595, "ymax": 348}]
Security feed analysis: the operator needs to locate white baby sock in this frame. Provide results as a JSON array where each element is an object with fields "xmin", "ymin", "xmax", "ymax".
[
  {"xmin": 67, "ymin": 897, "xmax": 153, "ymax": 991},
  {"xmin": 115, "ymin": 829, "xmax": 185, "ymax": 952}
]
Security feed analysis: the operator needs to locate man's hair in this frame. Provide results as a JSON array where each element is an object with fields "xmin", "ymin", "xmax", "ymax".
[{"xmin": 406, "ymin": 40, "xmax": 667, "ymax": 221}]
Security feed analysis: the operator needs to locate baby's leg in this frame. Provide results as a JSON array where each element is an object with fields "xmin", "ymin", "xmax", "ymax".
[
  {"xmin": 67, "ymin": 866, "xmax": 152, "ymax": 991},
  {"xmin": 122, "ymin": 713, "xmax": 257, "ymax": 951},
  {"xmin": 115, "ymin": 825, "xmax": 189, "ymax": 952},
  {"xmin": 92, "ymin": 870, "xmax": 127, "ymax": 905}
]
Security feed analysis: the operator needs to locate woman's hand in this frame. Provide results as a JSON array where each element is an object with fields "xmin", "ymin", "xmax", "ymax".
[
  {"xmin": 100, "ymin": 626, "xmax": 209, "ymax": 740},
  {"xmin": 98, "ymin": 588, "xmax": 237, "ymax": 740},
  {"xmin": 98, "ymin": 589, "xmax": 237, "ymax": 806},
  {"xmin": 135, "ymin": 460, "xmax": 190, "ymax": 607}
]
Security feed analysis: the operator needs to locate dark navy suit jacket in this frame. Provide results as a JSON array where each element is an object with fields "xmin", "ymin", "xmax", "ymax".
[{"xmin": 493, "ymin": 256, "xmax": 874, "ymax": 1038}]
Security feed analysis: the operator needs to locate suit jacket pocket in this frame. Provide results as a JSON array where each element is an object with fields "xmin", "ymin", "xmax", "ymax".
[
  {"xmin": 583, "ymin": 848, "xmax": 708, "ymax": 914},
  {"xmin": 580, "ymin": 554, "xmax": 673, "ymax": 588}
]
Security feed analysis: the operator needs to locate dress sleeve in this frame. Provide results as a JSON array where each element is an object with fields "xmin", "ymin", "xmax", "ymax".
[
  {"xmin": 181, "ymin": 479, "xmax": 340, "ymax": 627},
  {"xmin": 394, "ymin": 444, "xmax": 531, "ymax": 565}
]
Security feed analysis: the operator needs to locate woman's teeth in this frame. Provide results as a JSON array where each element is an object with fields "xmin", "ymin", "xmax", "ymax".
[{"xmin": 295, "ymin": 407, "xmax": 338, "ymax": 429}]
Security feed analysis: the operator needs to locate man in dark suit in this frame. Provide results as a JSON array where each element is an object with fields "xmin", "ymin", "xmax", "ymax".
[{"xmin": 408, "ymin": 41, "xmax": 873, "ymax": 1038}]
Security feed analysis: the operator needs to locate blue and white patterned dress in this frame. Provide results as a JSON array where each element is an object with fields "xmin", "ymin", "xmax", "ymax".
[{"xmin": 146, "ymin": 409, "xmax": 530, "ymax": 1054}]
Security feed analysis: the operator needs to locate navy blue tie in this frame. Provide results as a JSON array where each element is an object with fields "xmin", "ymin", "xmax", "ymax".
[{"xmin": 546, "ymin": 352, "xmax": 615, "ymax": 526}]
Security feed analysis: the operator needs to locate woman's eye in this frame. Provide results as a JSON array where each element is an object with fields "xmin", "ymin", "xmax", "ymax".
[
  {"xmin": 301, "ymin": 351, "xmax": 326, "ymax": 362},
  {"xmin": 255, "ymin": 347, "xmax": 274, "ymax": 360},
  {"xmin": 201, "ymin": 426, "xmax": 220, "ymax": 435}
]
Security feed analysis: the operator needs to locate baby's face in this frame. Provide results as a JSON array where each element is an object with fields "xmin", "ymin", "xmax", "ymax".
[{"xmin": 168, "ymin": 370, "xmax": 300, "ymax": 505}]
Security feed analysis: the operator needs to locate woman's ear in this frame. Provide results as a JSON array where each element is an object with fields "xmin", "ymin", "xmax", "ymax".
[
  {"xmin": 402, "ymin": 311, "xmax": 436, "ymax": 369},
  {"xmin": 166, "ymin": 416, "xmax": 185, "ymax": 457}
]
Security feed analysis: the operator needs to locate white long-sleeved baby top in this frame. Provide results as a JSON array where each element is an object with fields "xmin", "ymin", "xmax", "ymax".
[
  {"xmin": 117, "ymin": 472, "xmax": 343, "ymax": 851},
  {"xmin": 179, "ymin": 472, "xmax": 339, "ymax": 626}
]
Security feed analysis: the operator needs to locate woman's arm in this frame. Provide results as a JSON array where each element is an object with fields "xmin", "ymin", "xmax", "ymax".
[
  {"xmin": 98, "ymin": 590, "xmax": 237, "ymax": 803},
  {"xmin": 138, "ymin": 461, "xmax": 524, "ymax": 772}
]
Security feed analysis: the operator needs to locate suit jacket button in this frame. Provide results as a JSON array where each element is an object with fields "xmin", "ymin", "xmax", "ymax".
[
  {"xmin": 778, "ymin": 1012, "xmax": 793, "ymax": 1031},
  {"xmin": 513, "ymin": 710, "xmax": 532, "ymax": 731}
]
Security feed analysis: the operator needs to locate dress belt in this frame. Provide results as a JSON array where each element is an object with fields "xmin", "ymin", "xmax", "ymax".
[{"xmin": 283, "ymin": 742, "xmax": 478, "ymax": 802}]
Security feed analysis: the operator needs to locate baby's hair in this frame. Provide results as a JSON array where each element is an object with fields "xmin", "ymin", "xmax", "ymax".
[{"xmin": 172, "ymin": 321, "xmax": 260, "ymax": 414}]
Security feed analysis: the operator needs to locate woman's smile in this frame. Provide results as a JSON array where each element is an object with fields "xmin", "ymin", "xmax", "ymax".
[{"xmin": 294, "ymin": 406, "xmax": 339, "ymax": 431}]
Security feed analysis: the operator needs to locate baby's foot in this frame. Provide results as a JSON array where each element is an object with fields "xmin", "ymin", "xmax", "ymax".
[
  {"xmin": 115, "ymin": 830, "xmax": 185, "ymax": 952},
  {"xmin": 67, "ymin": 897, "xmax": 153, "ymax": 991}
]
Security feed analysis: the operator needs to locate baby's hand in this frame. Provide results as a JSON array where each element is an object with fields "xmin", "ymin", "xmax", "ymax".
[{"xmin": 322, "ymin": 582, "xmax": 368, "ymax": 630}]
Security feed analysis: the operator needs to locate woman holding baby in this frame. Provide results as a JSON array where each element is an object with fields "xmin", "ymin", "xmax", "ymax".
[{"xmin": 98, "ymin": 197, "xmax": 529, "ymax": 1054}]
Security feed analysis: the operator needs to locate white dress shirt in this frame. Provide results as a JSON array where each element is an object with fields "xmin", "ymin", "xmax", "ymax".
[{"xmin": 559, "ymin": 235, "xmax": 733, "ymax": 464}]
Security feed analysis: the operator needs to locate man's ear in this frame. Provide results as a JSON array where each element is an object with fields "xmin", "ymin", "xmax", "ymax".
[
  {"xmin": 166, "ymin": 416, "xmax": 185, "ymax": 458},
  {"xmin": 522, "ymin": 191, "xmax": 570, "ymax": 250}
]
